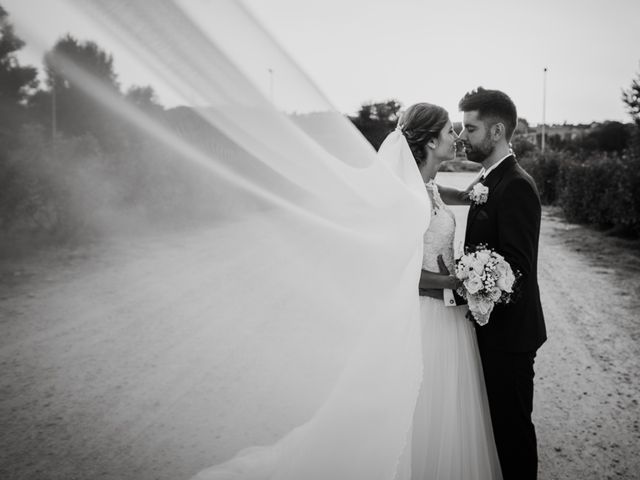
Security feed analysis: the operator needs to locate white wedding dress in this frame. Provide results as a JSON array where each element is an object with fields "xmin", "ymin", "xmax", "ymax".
[{"xmin": 396, "ymin": 180, "xmax": 502, "ymax": 480}]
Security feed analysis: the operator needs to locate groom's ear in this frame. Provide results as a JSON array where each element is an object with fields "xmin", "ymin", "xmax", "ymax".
[{"xmin": 491, "ymin": 122, "xmax": 505, "ymax": 141}]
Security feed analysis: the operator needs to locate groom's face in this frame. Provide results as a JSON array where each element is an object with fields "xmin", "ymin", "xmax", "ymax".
[{"xmin": 459, "ymin": 111, "xmax": 495, "ymax": 163}]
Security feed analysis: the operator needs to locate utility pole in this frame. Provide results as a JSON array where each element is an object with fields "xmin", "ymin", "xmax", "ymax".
[
  {"xmin": 51, "ymin": 79, "xmax": 57, "ymax": 157},
  {"xmin": 541, "ymin": 67, "xmax": 547, "ymax": 153}
]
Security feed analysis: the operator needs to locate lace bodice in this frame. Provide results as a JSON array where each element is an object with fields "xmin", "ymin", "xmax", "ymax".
[{"xmin": 422, "ymin": 180, "xmax": 456, "ymax": 273}]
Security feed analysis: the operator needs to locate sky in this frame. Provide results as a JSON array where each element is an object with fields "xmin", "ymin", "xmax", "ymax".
[{"xmin": 4, "ymin": 0, "xmax": 640, "ymax": 125}]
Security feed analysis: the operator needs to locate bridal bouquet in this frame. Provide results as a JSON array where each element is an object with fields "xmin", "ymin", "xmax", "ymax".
[{"xmin": 455, "ymin": 245, "xmax": 517, "ymax": 326}]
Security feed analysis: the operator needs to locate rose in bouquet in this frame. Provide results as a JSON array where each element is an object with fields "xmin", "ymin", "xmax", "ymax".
[{"xmin": 455, "ymin": 245, "xmax": 517, "ymax": 326}]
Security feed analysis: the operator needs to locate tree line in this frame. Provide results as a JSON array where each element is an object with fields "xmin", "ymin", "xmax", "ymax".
[
  {"xmin": 349, "ymin": 78, "xmax": 640, "ymax": 237},
  {"xmin": 519, "ymin": 66, "xmax": 640, "ymax": 236},
  {"xmin": 2, "ymin": 3, "xmax": 640, "ymax": 244},
  {"xmin": 0, "ymin": 6, "xmax": 236, "ymax": 242}
]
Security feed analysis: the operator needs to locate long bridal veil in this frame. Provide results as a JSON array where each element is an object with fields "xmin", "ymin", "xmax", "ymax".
[{"xmin": 6, "ymin": 1, "xmax": 432, "ymax": 479}]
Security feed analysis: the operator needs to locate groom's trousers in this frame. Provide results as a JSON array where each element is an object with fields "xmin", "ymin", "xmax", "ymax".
[{"xmin": 479, "ymin": 349, "xmax": 538, "ymax": 480}]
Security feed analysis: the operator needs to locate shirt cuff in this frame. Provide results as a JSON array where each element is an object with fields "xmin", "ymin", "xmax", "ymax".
[{"xmin": 443, "ymin": 289, "xmax": 456, "ymax": 307}]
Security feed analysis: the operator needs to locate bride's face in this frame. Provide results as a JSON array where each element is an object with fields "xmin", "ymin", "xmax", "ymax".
[{"xmin": 432, "ymin": 119, "xmax": 458, "ymax": 162}]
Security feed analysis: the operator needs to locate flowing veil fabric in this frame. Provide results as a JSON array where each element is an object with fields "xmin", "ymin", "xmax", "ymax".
[
  {"xmin": 7, "ymin": 1, "xmax": 434, "ymax": 478},
  {"xmin": 187, "ymin": 130, "xmax": 431, "ymax": 480}
]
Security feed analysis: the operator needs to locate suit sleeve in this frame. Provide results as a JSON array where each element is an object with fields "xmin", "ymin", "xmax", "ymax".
[{"xmin": 497, "ymin": 177, "xmax": 541, "ymax": 280}]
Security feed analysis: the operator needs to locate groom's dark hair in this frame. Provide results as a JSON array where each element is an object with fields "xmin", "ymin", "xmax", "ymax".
[{"xmin": 458, "ymin": 87, "xmax": 518, "ymax": 141}]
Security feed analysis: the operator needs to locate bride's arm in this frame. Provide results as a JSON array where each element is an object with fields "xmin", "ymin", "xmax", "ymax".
[
  {"xmin": 436, "ymin": 185, "xmax": 471, "ymax": 205},
  {"xmin": 437, "ymin": 173, "xmax": 483, "ymax": 205}
]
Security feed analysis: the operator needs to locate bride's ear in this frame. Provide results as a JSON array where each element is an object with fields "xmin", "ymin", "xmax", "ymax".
[{"xmin": 426, "ymin": 138, "xmax": 438, "ymax": 150}]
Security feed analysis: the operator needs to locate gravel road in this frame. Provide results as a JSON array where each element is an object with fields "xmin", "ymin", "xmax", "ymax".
[{"xmin": 1, "ymin": 206, "xmax": 639, "ymax": 480}]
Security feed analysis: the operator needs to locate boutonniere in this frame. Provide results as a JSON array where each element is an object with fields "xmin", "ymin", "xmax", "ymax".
[{"xmin": 469, "ymin": 183, "xmax": 489, "ymax": 205}]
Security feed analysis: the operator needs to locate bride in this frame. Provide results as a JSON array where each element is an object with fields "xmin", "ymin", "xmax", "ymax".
[
  {"xmin": 192, "ymin": 103, "xmax": 502, "ymax": 480},
  {"xmin": 391, "ymin": 103, "xmax": 502, "ymax": 479}
]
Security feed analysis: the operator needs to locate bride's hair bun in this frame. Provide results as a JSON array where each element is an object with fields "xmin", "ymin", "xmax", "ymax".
[{"xmin": 398, "ymin": 103, "xmax": 448, "ymax": 166}]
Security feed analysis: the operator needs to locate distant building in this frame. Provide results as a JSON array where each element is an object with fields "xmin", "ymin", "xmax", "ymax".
[
  {"xmin": 534, "ymin": 123, "xmax": 595, "ymax": 141},
  {"xmin": 513, "ymin": 121, "xmax": 597, "ymax": 148}
]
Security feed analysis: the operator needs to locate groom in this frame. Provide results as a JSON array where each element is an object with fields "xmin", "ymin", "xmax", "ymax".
[{"xmin": 443, "ymin": 87, "xmax": 546, "ymax": 479}]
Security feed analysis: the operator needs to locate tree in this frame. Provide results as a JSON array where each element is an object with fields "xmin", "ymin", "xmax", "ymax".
[
  {"xmin": 46, "ymin": 34, "xmax": 119, "ymax": 90},
  {"xmin": 622, "ymin": 64, "xmax": 640, "ymax": 157},
  {"xmin": 511, "ymin": 136, "xmax": 536, "ymax": 158},
  {"xmin": 515, "ymin": 117, "xmax": 530, "ymax": 134},
  {"xmin": 350, "ymin": 99, "xmax": 402, "ymax": 150},
  {"xmin": 0, "ymin": 5, "xmax": 38, "ymax": 138},
  {"xmin": 35, "ymin": 35, "xmax": 123, "ymax": 150},
  {"xmin": 120, "ymin": 85, "xmax": 165, "ymax": 163},
  {"xmin": 585, "ymin": 121, "xmax": 632, "ymax": 153},
  {"xmin": 622, "ymin": 64, "xmax": 640, "ymax": 127},
  {"xmin": 125, "ymin": 85, "xmax": 164, "ymax": 116}
]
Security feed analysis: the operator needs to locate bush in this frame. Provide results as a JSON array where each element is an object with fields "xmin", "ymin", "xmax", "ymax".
[
  {"xmin": 0, "ymin": 125, "xmax": 120, "ymax": 239},
  {"xmin": 560, "ymin": 158, "xmax": 607, "ymax": 224},
  {"xmin": 0, "ymin": 118, "xmax": 247, "ymax": 242},
  {"xmin": 519, "ymin": 150, "xmax": 567, "ymax": 205},
  {"xmin": 519, "ymin": 146, "xmax": 640, "ymax": 236}
]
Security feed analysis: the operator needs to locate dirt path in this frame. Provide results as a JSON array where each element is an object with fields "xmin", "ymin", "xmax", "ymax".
[
  {"xmin": 535, "ymin": 208, "xmax": 640, "ymax": 480},
  {"xmin": 1, "ymin": 208, "xmax": 639, "ymax": 480}
]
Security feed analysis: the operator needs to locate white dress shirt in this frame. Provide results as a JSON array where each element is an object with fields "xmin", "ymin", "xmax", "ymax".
[{"xmin": 480, "ymin": 153, "xmax": 512, "ymax": 179}]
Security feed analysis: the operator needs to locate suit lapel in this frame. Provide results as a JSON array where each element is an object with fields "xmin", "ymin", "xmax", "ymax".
[
  {"xmin": 482, "ymin": 155, "xmax": 516, "ymax": 193},
  {"xmin": 465, "ymin": 155, "xmax": 517, "ymax": 243},
  {"xmin": 465, "ymin": 180, "xmax": 485, "ymax": 229}
]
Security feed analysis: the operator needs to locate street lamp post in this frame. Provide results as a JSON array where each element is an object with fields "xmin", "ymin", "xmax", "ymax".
[
  {"xmin": 51, "ymin": 80, "xmax": 57, "ymax": 159},
  {"xmin": 268, "ymin": 68, "xmax": 274, "ymax": 103},
  {"xmin": 541, "ymin": 67, "xmax": 547, "ymax": 153}
]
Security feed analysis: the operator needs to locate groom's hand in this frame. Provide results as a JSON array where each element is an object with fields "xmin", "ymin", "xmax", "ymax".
[{"xmin": 437, "ymin": 255, "xmax": 463, "ymax": 290}]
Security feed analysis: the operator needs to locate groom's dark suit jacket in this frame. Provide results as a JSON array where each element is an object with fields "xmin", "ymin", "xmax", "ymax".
[{"xmin": 464, "ymin": 155, "xmax": 546, "ymax": 352}]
